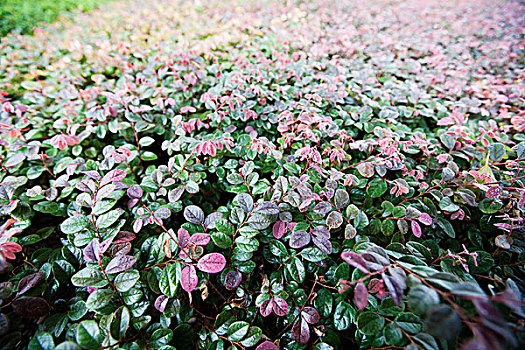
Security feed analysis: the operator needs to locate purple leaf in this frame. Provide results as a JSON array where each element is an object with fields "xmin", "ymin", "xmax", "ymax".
[
  {"xmin": 178, "ymin": 228, "xmax": 190, "ymax": 248},
  {"xmin": 105, "ymin": 255, "xmax": 137, "ymax": 274},
  {"xmin": 260, "ymin": 299, "xmax": 273, "ymax": 317},
  {"xmin": 204, "ymin": 212, "xmax": 223, "ymax": 229},
  {"xmin": 127, "ymin": 185, "xmax": 143, "ymax": 199},
  {"xmin": 184, "ymin": 205, "xmax": 205, "ymax": 224},
  {"xmin": 382, "ymin": 274, "xmax": 402, "ymax": 306},
  {"xmin": 154, "ymin": 207, "xmax": 171, "ymax": 219},
  {"xmin": 181, "ymin": 265, "xmax": 198, "ymax": 293},
  {"xmin": 189, "ymin": 233, "xmax": 211, "ymax": 246},
  {"xmin": 256, "ymin": 201, "xmax": 280, "ymax": 215},
  {"xmin": 83, "ymin": 239, "xmax": 100, "ymax": 262},
  {"xmin": 76, "ymin": 179, "xmax": 96, "ymax": 193},
  {"xmin": 272, "ymin": 220, "xmax": 287, "ymax": 239},
  {"xmin": 256, "ymin": 341, "xmax": 278, "ymax": 350},
  {"xmin": 113, "ymin": 231, "xmax": 136, "ymax": 244},
  {"xmin": 154, "ymin": 295, "xmax": 168, "ymax": 312},
  {"xmin": 486, "ymin": 186, "xmax": 502, "ymax": 198},
  {"xmin": 197, "ymin": 253, "xmax": 226, "ymax": 273},
  {"xmin": 411, "ymin": 220, "xmax": 422, "ymax": 238},
  {"xmin": 100, "ymin": 169, "xmax": 127, "ymax": 187},
  {"xmin": 111, "ymin": 242, "xmax": 131, "ymax": 256},
  {"xmin": 272, "ymin": 297, "xmax": 288, "ymax": 316},
  {"xmin": 301, "ymin": 307, "xmax": 320, "ymax": 324},
  {"xmin": 12, "ymin": 297, "xmax": 50, "ymax": 318},
  {"xmin": 224, "ymin": 270, "xmax": 242, "ymax": 290},
  {"xmin": 292, "ymin": 318, "xmax": 310, "ymax": 345},
  {"xmin": 133, "ymin": 218, "xmax": 143, "ymax": 233},
  {"xmin": 312, "ymin": 225, "xmax": 330, "ymax": 239},
  {"xmin": 289, "ymin": 230, "xmax": 311, "ymax": 249},
  {"xmin": 418, "ymin": 213, "xmax": 433, "ymax": 226},
  {"xmin": 99, "ymin": 237, "xmax": 113, "ymax": 254},
  {"xmin": 312, "ymin": 236, "xmax": 332, "ymax": 255},
  {"xmin": 354, "ymin": 282, "xmax": 369, "ymax": 310},
  {"xmin": 83, "ymin": 171, "xmax": 101, "ymax": 181},
  {"xmin": 17, "ymin": 272, "xmax": 44, "ymax": 296},
  {"xmin": 341, "ymin": 252, "xmax": 370, "ymax": 273},
  {"xmin": 313, "ymin": 201, "xmax": 332, "ymax": 215}
]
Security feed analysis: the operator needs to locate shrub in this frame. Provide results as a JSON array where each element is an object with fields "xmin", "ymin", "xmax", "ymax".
[
  {"xmin": 0, "ymin": 0, "xmax": 523, "ymax": 349},
  {"xmin": 0, "ymin": 0, "xmax": 112, "ymax": 37}
]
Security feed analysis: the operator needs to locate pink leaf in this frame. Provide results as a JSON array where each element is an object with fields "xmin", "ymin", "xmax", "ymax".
[
  {"xmin": 127, "ymin": 185, "xmax": 143, "ymax": 198},
  {"xmin": 436, "ymin": 117, "xmax": 455, "ymax": 126},
  {"xmin": 354, "ymin": 282, "xmax": 369, "ymax": 310},
  {"xmin": 83, "ymin": 239, "xmax": 100, "ymax": 262},
  {"xmin": 256, "ymin": 341, "xmax": 278, "ymax": 350},
  {"xmin": 292, "ymin": 318, "xmax": 310, "ymax": 345},
  {"xmin": 411, "ymin": 220, "xmax": 422, "ymax": 238},
  {"xmin": 113, "ymin": 231, "xmax": 136, "ymax": 244},
  {"xmin": 301, "ymin": 307, "xmax": 320, "ymax": 324},
  {"xmin": 289, "ymin": 230, "xmax": 311, "ymax": 249},
  {"xmin": 197, "ymin": 253, "xmax": 226, "ymax": 273},
  {"xmin": 272, "ymin": 220, "xmax": 287, "ymax": 239},
  {"xmin": 417, "ymin": 213, "xmax": 433, "ymax": 226},
  {"xmin": 486, "ymin": 186, "xmax": 502, "ymax": 198},
  {"xmin": 100, "ymin": 169, "xmax": 127, "ymax": 187},
  {"xmin": 272, "ymin": 297, "xmax": 288, "ymax": 316},
  {"xmin": 260, "ymin": 299, "xmax": 273, "ymax": 317},
  {"xmin": 178, "ymin": 228, "xmax": 190, "ymax": 248},
  {"xmin": 189, "ymin": 233, "xmax": 211, "ymax": 246},
  {"xmin": 154, "ymin": 295, "xmax": 168, "ymax": 312},
  {"xmin": 341, "ymin": 252, "xmax": 370, "ymax": 273},
  {"xmin": 181, "ymin": 265, "xmax": 198, "ymax": 293},
  {"xmin": 105, "ymin": 255, "xmax": 137, "ymax": 274}
]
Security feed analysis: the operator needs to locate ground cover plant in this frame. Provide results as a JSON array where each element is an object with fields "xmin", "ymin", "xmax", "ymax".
[
  {"xmin": 0, "ymin": 0, "xmax": 524, "ymax": 349},
  {"xmin": 0, "ymin": 0, "xmax": 113, "ymax": 37}
]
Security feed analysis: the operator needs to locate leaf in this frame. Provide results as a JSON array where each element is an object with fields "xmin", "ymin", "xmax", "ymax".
[
  {"xmin": 354, "ymin": 282, "xmax": 369, "ymax": 310},
  {"xmin": 28, "ymin": 332, "xmax": 54, "ymax": 350},
  {"xmin": 197, "ymin": 253, "xmax": 226, "ymax": 273},
  {"xmin": 301, "ymin": 247, "xmax": 327, "ymax": 262},
  {"xmin": 76, "ymin": 320, "xmax": 102, "ymax": 350},
  {"xmin": 190, "ymin": 233, "xmax": 211, "ymax": 246},
  {"xmin": 272, "ymin": 220, "xmax": 287, "ymax": 239},
  {"xmin": 272, "ymin": 297, "xmax": 288, "ymax": 316},
  {"xmin": 292, "ymin": 318, "xmax": 310, "ymax": 345},
  {"xmin": 256, "ymin": 341, "xmax": 279, "ymax": 350},
  {"xmin": 313, "ymin": 201, "xmax": 332, "ymax": 215},
  {"xmin": 408, "ymin": 285, "xmax": 440, "ymax": 315},
  {"xmin": 489, "ymin": 142, "xmax": 506, "ymax": 162},
  {"xmin": 12, "ymin": 297, "xmax": 50, "ymax": 318},
  {"xmin": 260, "ymin": 299, "xmax": 273, "ymax": 317},
  {"xmin": 72, "ymin": 267, "xmax": 108, "ymax": 288},
  {"xmin": 334, "ymin": 189, "xmax": 349, "ymax": 208},
  {"xmin": 17, "ymin": 272, "xmax": 44, "ymax": 296},
  {"xmin": 356, "ymin": 311, "xmax": 385, "ymax": 335},
  {"xmin": 436, "ymin": 217, "xmax": 455, "ymax": 238},
  {"xmin": 341, "ymin": 252, "xmax": 370, "ymax": 273},
  {"xmin": 333, "ymin": 301, "xmax": 354, "ymax": 330},
  {"xmin": 367, "ymin": 178, "xmax": 387, "ymax": 198},
  {"xmin": 236, "ymin": 193, "xmax": 254, "ymax": 212},
  {"xmin": 105, "ymin": 255, "xmax": 137, "ymax": 274},
  {"xmin": 86, "ymin": 288, "xmax": 113, "ymax": 309},
  {"xmin": 154, "ymin": 295, "xmax": 169, "ymax": 313},
  {"xmin": 100, "ymin": 169, "xmax": 127, "ymax": 187},
  {"xmin": 149, "ymin": 329, "xmax": 173, "ymax": 348},
  {"xmin": 395, "ymin": 312, "xmax": 422, "ymax": 334},
  {"xmin": 413, "ymin": 333, "xmax": 439, "ymax": 350},
  {"xmin": 184, "ymin": 205, "xmax": 205, "ymax": 224},
  {"xmin": 495, "ymin": 234, "xmax": 511, "ymax": 249},
  {"xmin": 411, "ymin": 220, "xmax": 422, "ymax": 238},
  {"xmin": 60, "ymin": 215, "xmax": 89, "ymax": 234},
  {"xmin": 224, "ymin": 270, "xmax": 242, "ymax": 290},
  {"xmin": 357, "ymin": 163, "xmax": 374, "ymax": 177},
  {"xmin": 228, "ymin": 321, "xmax": 250, "ymax": 342},
  {"xmin": 312, "ymin": 236, "xmax": 332, "ymax": 255},
  {"xmin": 256, "ymin": 201, "xmax": 279, "ymax": 215},
  {"xmin": 289, "ymin": 230, "xmax": 311, "ymax": 249},
  {"xmin": 439, "ymin": 197, "xmax": 459, "ymax": 212},
  {"xmin": 204, "ymin": 212, "xmax": 223, "ymax": 229},
  {"xmin": 240, "ymin": 326, "xmax": 262, "ymax": 347},
  {"xmin": 326, "ymin": 211, "xmax": 343, "ymax": 229},
  {"xmin": 159, "ymin": 263, "xmax": 180, "ymax": 297},
  {"xmin": 486, "ymin": 186, "xmax": 502, "ymax": 198},
  {"xmin": 418, "ymin": 213, "xmax": 433, "ymax": 226},
  {"xmin": 114, "ymin": 270, "xmax": 140, "ymax": 292},
  {"xmin": 301, "ymin": 307, "xmax": 320, "ymax": 324},
  {"xmin": 96, "ymin": 209, "xmax": 121, "ymax": 229},
  {"xmin": 110, "ymin": 307, "xmax": 130, "ymax": 340},
  {"xmin": 247, "ymin": 212, "xmax": 271, "ymax": 230},
  {"xmin": 154, "ymin": 207, "xmax": 171, "ymax": 219},
  {"xmin": 425, "ymin": 305, "xmax": 461, "ymax": 340},
  {"xmin": 181, "ymin": 265, "xmax": 199, "ymax": 292}
]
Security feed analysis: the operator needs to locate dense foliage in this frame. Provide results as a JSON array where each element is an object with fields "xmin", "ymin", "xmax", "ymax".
[
  {"xmin": 0, "ymin": 0, "xmax": 112, "ymax": 37},
  {"xmin": 0, "ymin": 0, "xmax": 524, "ymax": 349}
]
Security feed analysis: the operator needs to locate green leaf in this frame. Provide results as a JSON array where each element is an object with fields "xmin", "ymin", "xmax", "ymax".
[
  {"xmin": 414, "ymin": 334, "xmax": 439, "ymax": 350},
  {"xmin": 436, "ymin": 217, "xmax": 455, "ymax": 238},
  {"xmin": 479, "ymin": 198, "xmax": 503, "ymax": 214},
  {"xmin": 356, "ymin": 311, "xmax": 385, "ymax": 335},
  {"xmin": 228, "ymin": 321, "xmax": 250, "ymax": 342},
  {"xmin": 408, "ymin": 285, "xmax": 440, "ymax": 316},
  {"xmin": 240, "ymin": 326, "xmax": 262, "ymax": 347},
  {"xmin": 384, "ymin": 322, "xmax": 404, "ymax": 346},
  {"xmin": 149, "ymin": 328, "xmax": 173, "ymax": 348},
  {"xmin": 211, "ymin": 232, "xmax": 233, "ymax": 248},
  {"xmin": 76, "ymin": 320, "xmax": 102, "ymax": 350},
  {"xmin": 96, "ymin": 210, "xmax": 121, "ymax": 229},
  {"xmin": 114, "ymin": 270, "xmax": 140, "ymax": 292},
  {"xmin": 488, "ymin": 143, "xmax": 506, "ymax": 162},
  {"xmin": 159, "ymin": 263, "xmax": 180, "ymax": 297},
  {"xmin": 301, "ymin": 247, "xmax": 327, "ymax": 262},
  {"xmin": 395, "ymin": 312, "xmax": 422, "ymax": 334},
  {"xmin": 439, "ymin": 197, "xmax": 459, "ymax": 212},
  {"xmin": 86, "ymin": 288, "xmax": 114, "ymax": 309},
  {"xmin": 60, "ymin": 215, "xmax": 89, "ymax": 234},
  {"xmin": 71, "ymin": 267, "xmax": 108, "ymax": 288},
  {"xmin": 314, "ymin": 289, "xmax": 333, "ymax": 318},
  {"xmin": 110, "ymin": 307, "xmax": 130, "ymax": 340},
  {"xmin": 366, "ymin": 178, "xmax": 387, "ymax": 198},
  {"xmin": 333, "ymin": 301, "xmax": 354, "ymax": 331},
  {"xmin": 28, "ymin": 332, "xmax": 54, "ymax": 350}
]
